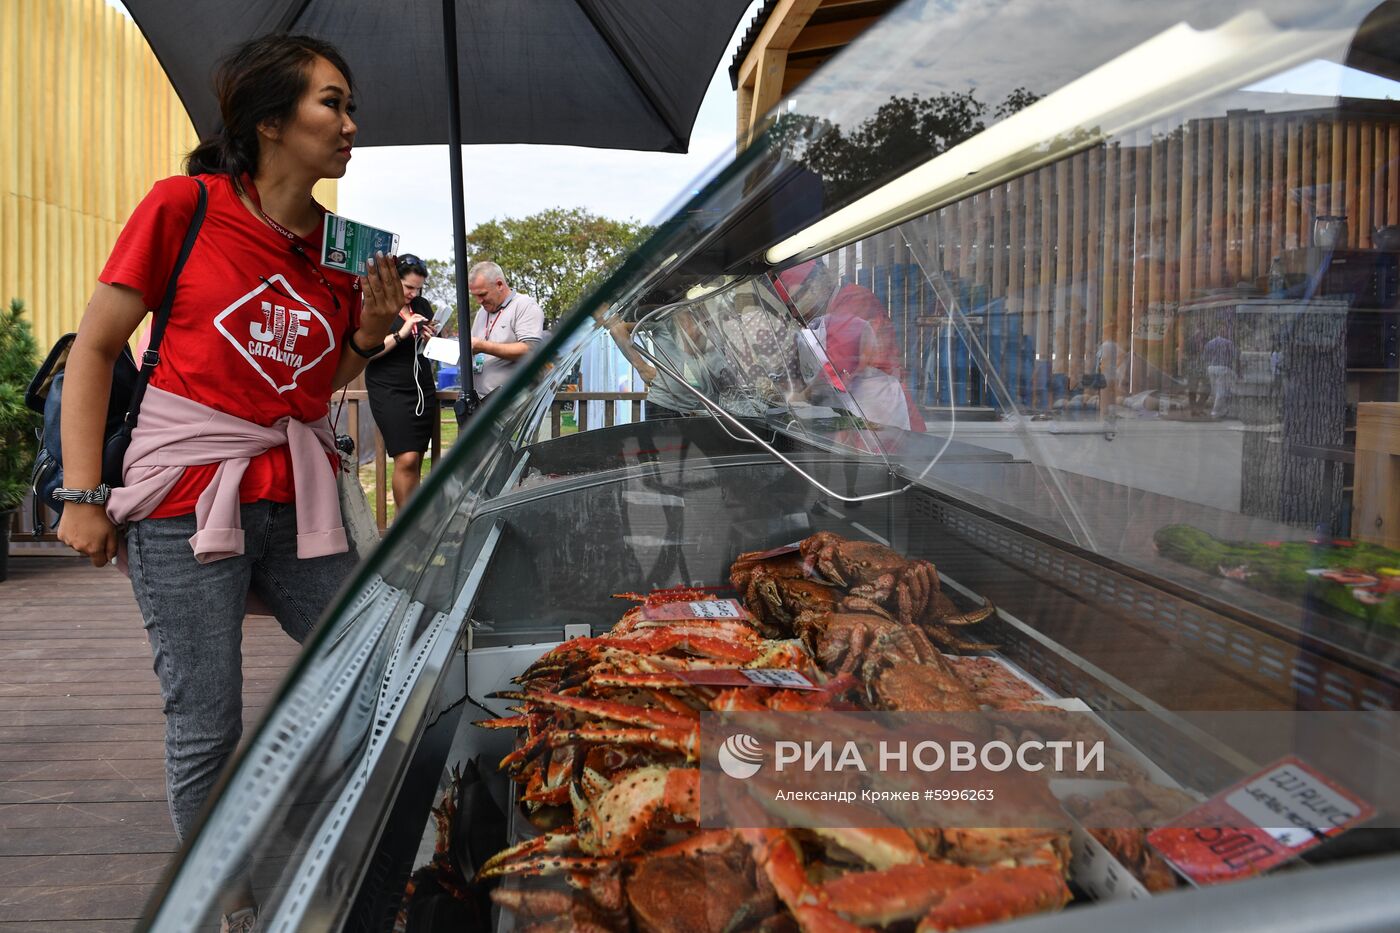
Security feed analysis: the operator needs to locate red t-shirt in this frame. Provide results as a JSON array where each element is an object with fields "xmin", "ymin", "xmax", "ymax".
[{"xmin": 101, "ymin": 174, "xmax": 360, "ymax": 517}]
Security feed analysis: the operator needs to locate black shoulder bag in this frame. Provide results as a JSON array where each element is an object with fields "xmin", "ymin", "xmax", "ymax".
[{"xmin": 25, "ymin": 178, "xmax": 208, "ymax": 533}]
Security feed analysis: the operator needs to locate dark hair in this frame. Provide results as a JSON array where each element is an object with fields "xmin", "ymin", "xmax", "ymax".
[
  {"xmin": 397, "ymin": 254, "xmax": 429, "ymax": 278},
  {"xmin": 185, "ymin": 34, "xmax": 354, "ymax": 184}
]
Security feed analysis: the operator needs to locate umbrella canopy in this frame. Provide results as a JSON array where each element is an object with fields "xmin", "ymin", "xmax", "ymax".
[
  {"xmin": 122, "ymin": 0, "xmax": 754, "ymax": 413},
  {"xmin": 123, "ymin": 0, "xmax": 753, "ymax": 152}
]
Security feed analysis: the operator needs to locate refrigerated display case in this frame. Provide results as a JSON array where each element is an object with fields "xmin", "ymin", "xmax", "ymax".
[{"xmin": 142, "ymin": 0, "xmax": 1400, "ymax": 930}]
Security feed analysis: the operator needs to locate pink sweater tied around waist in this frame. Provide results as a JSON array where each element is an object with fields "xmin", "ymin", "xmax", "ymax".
[{"xmin": 106, "ymin": 386, "xmax": 348, "ymax": 563}]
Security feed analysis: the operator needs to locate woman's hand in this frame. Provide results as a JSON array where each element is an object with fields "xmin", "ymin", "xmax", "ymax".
[
  {"xmin": 357, "ymin": 252, "xmax": 402, "ymax": 342},
  {"xmin": 399, "ymin": 313, "xmax": 430, "ymax": 340},
  {"xmin": 57, "ymin": 504, "xmax": 119, "ymax": 568}
]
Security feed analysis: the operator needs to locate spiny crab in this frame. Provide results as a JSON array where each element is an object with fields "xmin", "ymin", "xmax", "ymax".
[
  {"xmin": 800, "ymin": 532, "xmax": 942, "ymax": 625},
  {"xmin": 796, "ymin": 532, "xmax": 996, "ymax": 650}
]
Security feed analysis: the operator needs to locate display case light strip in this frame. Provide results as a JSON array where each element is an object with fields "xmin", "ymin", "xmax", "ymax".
[{"xmin": 767, "ymin": 11, "xmax": 1348, "ymax": 264}]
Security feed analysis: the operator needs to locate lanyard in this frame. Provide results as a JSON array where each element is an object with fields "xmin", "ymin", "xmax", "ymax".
[
  {"xmin": 483, "ymin": 309, "xmax": 503, "ymax": 337},
  {"xmin": 244, "ymin": 176, "xmax": 346, "ymax": 314},
  {"xmin": 482, "ymin": 295, "xmax": 511, "ymax": 338}
]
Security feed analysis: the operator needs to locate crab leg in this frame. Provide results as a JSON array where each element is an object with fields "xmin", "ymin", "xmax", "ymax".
[
  {"xmin": 821, "ymin": 862, "xmax": 978, "ymax": 926},
  {"xmin": 739, "ymin": 829, "xmax": 869, "ymax": 933},
  {"xmin": 476, "ymin": 715, "xmax": 531, "ymax": 730},
  {"xmin": 916, "ymin": 866, "xmax": 1071, "ymax": 932},
  {"xmin": 491, "ymin": 691, "xmax": 697, "ymax": 731},
  {"xmin": 546, "ymin": 725, "xmax": 700, "ymax": 760}
]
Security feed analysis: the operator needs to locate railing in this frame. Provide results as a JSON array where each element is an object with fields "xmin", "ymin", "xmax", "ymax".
[
  {"xmin": 8, "ymin": 389, "xmax": 653, "ymax": 546},
  {"xmin": 545, "ymin": 391, "xmax": 649, "ymax": 439}
]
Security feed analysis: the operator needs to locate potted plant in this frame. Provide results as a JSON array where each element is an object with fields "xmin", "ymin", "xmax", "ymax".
[{"xmin": 0, "ymin": 298, "xmax": 40, "ymax": 581}]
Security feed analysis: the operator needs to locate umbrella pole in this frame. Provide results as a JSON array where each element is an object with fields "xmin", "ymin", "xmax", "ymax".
[{"xmin": 443, "ymin": 0, "xmax": 478, "ymax": 425}]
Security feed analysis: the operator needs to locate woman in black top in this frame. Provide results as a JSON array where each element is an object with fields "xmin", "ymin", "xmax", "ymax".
[{"xmin": 365, "ymin": 254, "xmax": 438, "ymax": 508}]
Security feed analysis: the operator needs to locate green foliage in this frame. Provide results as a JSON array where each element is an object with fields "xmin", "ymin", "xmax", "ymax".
[
  {"xmin": 462, "ymin": 208, "xmax": 649, "ymax": 324},
  {"xmin": 416, "ymin": 258, "xmax": 460, "ymax": 337},
  {"xmin": 768, "ymin": 87, "xmax": 1042, "ymax": 194},
  {"xmin": 1154, "ymin": 524, "xmax": 1400, "ymax": 628},
  {"xmin": 0, "ymin": 298, "xmax": 40, "ymax": 510}
]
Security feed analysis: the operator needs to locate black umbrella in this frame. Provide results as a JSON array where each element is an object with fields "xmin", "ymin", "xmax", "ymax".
[{"xmin": 121, "ymin": 0, "xmax": 753, "ymax": 416}]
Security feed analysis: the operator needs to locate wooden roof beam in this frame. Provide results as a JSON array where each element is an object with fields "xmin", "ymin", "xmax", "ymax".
[
  {"xmin": 736, "ymin": 0, "xmax": 824, "ymax": 92},
  {"xmin": 789, "ymin": 15, "xmax": 880, "ymax": 54}
]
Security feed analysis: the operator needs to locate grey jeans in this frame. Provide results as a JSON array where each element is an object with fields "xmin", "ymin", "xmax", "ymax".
[{"xmin": 126, "ymin": 500, "xmax": 359, "ymax": 841}]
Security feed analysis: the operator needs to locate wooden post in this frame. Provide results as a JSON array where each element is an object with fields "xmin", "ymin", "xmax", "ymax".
[
  {"xmin": 375, "ymin": 430, "xmax": 387, "ymax": 531},
  {"xmin": 1085, "ymin": 147, "xmax": 1103, "ymax": 383},
  {"xmin": 1345, "ymin": 120, "xmax": 1360, "ymax": 248},
  {"xmin": 1053, "ymin": 160, "xmax": 1070, "ymax": 378},
  {"xmin": 1241, "ymin": 113, "xmax": 1257, "ymax": 282},
  {"xmin": 1132, "ymin": 136, "xmax": 1152, "ymax": 391},
  {"xmin": 1331, "ymin": 121, "xmax": 1346, "ymax": 222},
  {"xmin": 1269, "ymin": 117, "xmax": 1286, "ymax": 262},
  {"xmin": 1316, "ymin": 119, "xmax": 1332, "ymax": 239},
  {"xmin": 1389, "ymin": 125, "xmax": 1400, "ymax": 225},
  {"xmin": 1164, "ymin": 125, "xmax": 1182, "ymax": 379},
  {"xmin": 1354, "ymin": 403, "xmax": 1400, "ymax": 547},
  {"xmin": 1303, "ymin": 119, "xmax": 1318, "ymax": 249},
  {"xmin": 1210, "ymin": 117, "xmax": 1227, "ymax": 286},
  {"xmin": 1195, "ymin": 118, "xmax": 1213, "ymax": 290},
  {"xmin": 1226, "ymin": 112, "xmax": 1243, "ymax": 285},
  {"xmin": 1179, "ymin": 123, "xmax": 1197, "ymax": 305},
  {"xmin": 1285, "ymin": 119, "xmax": 1301, "ymax": 250},
  {"xmin": 1370, "ymin": 124, "xmax": 1384, "ymax": 242},
  {"xmin": 430, "ymin": 395, "xmax": 443, "ymax": 467},
  {"xmin": 1005, "ymin": 177, "xmax": 1026, "ymax": 404}
]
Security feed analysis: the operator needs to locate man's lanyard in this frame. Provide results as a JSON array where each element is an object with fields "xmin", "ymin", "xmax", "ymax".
[
  {"xmin": 244, "ymin": 176, "xmax": 347, "ymax": 315},
  {"xmin": 481, "ymin": 293, "xmax": 514, "ymax": 340}
]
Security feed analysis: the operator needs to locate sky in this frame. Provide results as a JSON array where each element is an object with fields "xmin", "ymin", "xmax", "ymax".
[{"xmin": 108, "ymin": 0, "xmax": 762, "ymax": 262}]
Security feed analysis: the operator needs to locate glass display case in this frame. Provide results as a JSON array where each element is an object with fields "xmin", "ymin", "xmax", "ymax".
[{"xmin": 142, "ymin": 0, "xmax": 1400, "ymax": 930}]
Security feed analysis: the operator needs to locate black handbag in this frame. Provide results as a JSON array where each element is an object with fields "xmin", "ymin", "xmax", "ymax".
[{"xmin": 25, "ymin": 178, "xmax": 207, "ymax": 533}]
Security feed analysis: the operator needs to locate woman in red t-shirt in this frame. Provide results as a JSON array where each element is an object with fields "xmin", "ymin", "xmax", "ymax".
[{"xmin": 55, "ymin": 33, "xmax": 404, "ymax": 895}]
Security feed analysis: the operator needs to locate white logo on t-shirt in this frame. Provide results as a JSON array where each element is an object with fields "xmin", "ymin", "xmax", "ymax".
[{"xmin": 213, "ymin": 274, "xmax": 335, "ymax": 393}]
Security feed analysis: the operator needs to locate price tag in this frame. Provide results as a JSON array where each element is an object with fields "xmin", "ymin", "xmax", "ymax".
[
  {"xmin": 642, "ymin": 598, "xmax": 749, "ymax": 621},
  {"xmin": 741, "ymin": 669, "xmax": 816, "ymax": 689},
  {"xmin": 1147, "ymin": 756, "xmax": 1372, "ymax": 886},
  {"xmin": 677, "ymin": 668, "xmax": 818, "ymax": 690}
]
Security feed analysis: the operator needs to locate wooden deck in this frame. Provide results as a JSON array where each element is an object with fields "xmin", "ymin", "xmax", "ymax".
[{"xmin": 0, "ymin": 555, "xmax": 299, "ymax": 931}]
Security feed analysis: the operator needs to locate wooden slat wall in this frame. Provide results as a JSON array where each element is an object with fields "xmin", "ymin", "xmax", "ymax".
[
  {"xmin": 1, "ymin": 0, "xmax": 337, "ymax": 350},
  {"xmin": 861, "ymin": 109, "xmax": 1400, "ymax": 406},
  {"xmin": 2, "ymin": 0, "xmax": 193, "ymax": 348}
]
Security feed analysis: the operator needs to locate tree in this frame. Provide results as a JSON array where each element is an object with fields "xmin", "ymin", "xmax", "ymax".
[
  {"xmin": 419, "ymin": 208, "xmax": 649, "ymax": 330},
  {"xmin": 468, "ymin": 208, "xmax": 649, "ymax": 324},
  {"xmin": 0, "ymin": 298, "xmax": 40, "ymax": 510},
  {"xmin": 768, "ymin": 87, "xmax": 1042, "ymax": 195},
  {"xmin": 421, "ymin": 258, "xmax": 461, "ymax": 335}
]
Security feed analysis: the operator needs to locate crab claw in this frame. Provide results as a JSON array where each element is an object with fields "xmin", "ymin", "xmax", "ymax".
[{"xmin": 576, "ymin": 765, "xmax": 701, "ymax": 856}]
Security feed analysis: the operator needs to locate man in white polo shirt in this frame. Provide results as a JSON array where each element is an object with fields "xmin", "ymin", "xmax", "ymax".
[{"xmin": 467, "ymin": 260, "xmax": 546, "ymax": 400}]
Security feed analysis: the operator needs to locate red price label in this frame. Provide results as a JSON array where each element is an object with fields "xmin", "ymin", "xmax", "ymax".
[{"xmin": 1147, "ymin": 756, "xmax": 1372, "ymax": 886}]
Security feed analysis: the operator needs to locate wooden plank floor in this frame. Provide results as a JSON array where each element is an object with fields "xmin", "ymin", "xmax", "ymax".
[{"xmin": 0, "ymin": 556, "xmax": 299, "ymax": 931}]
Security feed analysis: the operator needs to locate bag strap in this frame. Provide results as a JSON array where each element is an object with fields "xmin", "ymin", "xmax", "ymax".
[{"xmin": 123, "ymin": 178, "xmax": 208, "ymax": 426}]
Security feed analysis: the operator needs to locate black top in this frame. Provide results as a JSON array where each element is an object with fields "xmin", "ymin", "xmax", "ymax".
[{"xmin": 365, "ymin": 295, "xmax": 435, "ymax": 394}]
